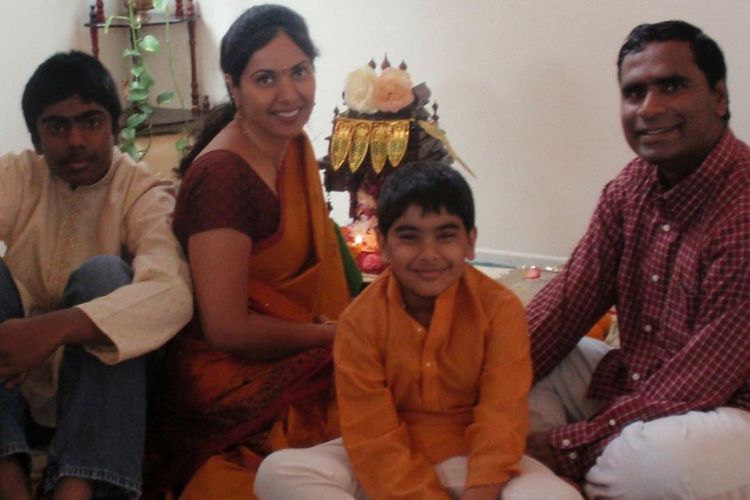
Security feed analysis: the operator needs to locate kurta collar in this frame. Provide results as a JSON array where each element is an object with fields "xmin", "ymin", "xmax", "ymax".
[
  {"xmin": 49, "ymin": 146, "xmax": 122, "ymax": 192},
  {"xmin": 384, "ymin": 267, "xmax": 461, "ymax": 320}
]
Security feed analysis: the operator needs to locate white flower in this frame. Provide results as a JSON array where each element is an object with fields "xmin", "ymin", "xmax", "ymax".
[{"xmin": 344, "ymin": 66, "xmax": 378, "ymax": 114}]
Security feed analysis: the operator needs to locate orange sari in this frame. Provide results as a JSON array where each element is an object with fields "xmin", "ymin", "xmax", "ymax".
[{"xmin": 146, "ymin": 136, "xmax": 351, "ymax": 499}]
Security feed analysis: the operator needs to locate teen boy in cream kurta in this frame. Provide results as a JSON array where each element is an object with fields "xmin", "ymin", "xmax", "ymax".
[
  {"xmin": 0, "ymin": 50, "xmax": 192, "ymax": 500},
  {"xmin": 0, "ymin": 147, "xmax": 192, "ymax": 426}
]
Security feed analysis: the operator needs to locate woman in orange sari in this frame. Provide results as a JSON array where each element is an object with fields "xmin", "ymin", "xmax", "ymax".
[{"xmin": 146, "ymin": 5, "xmax": 354, "ymax": 499}]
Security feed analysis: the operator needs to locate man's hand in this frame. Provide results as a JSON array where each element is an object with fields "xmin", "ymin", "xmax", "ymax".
[
  {"xmin": 0, "ymin": 308, "xmax": 108, "ymax": 384},
  {"xmin": 526, "ymin": 431, "xmax": 583, "ymax": 491},
  {"xmin": 2, "ymin": 372, "xmax": 29, "ymax": 389},
  {"xmin": 526, "ymin": 431, "xmax": 558, "ymax": 471},
  {"xmin": 0, "ymin": 316, "xmax": 62, "ymax": 382}
]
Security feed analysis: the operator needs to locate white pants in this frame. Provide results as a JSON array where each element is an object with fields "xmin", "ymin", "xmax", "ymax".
[
  {"xmin": 530, "ymin": 337, "xmax": 750, "ymax": 500},
  {"xmin": 255, "ymin": 438, "xmax": 582, "ymax": 499}
]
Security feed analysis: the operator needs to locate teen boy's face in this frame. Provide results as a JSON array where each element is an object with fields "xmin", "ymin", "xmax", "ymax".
[
  {"xmin": 35, "ymin": 95, "xmax": 115, "ymax": 188},
  {"xmin": 379, "ymin": 204, "xmax": 477, "ymax": 309}
]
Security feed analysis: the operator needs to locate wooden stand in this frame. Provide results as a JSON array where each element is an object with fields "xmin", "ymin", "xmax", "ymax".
[{"xmin": 85, "ymin": 0, "xmax": 204, "ymax": 125}]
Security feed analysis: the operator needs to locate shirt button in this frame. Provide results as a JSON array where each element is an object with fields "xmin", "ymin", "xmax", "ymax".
[
  {"xmin": 608, "ymin": 419, "xmax": 617, "ymax": 427},
  {"xmin": 568, "ymin": 452, "xmax": 578, "ymax": 460},
  {"xmin": 562, "ymin": 439, "xmax": 571, "ymax": 447},
  {"xmin": 425, "ymin": 362, "xmax": 432, "ymax": 368},
  {"xmin": 632, "ymin": 373, "xmax": 641, "ymax": 381},
  {"xmin": 643, "ymin": 324, "xmax": 652, "ymax": 332},
  {"xmin": 651, "ymin": 274, "xmax": 659, "ymax": 283},
  {"xmin": 661, "ymin": 224, "xmax": 671, "ymax": 232}
]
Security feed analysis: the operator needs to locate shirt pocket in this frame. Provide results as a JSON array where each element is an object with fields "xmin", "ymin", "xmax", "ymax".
[{"xmin": 659, "ymin": 271, "xmax": 700, "ymax": 353}]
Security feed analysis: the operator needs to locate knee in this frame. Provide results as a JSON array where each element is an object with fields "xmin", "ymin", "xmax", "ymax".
[
  {"xmin": 256, "ymin": 444, "xmax": 354, "ymax": 499},
  {"xmin": 63, "ymin": 255, "xmax": 133, "ymax": 304},
  {"xmin": 505, "ymin": 456, "xmax": 583, "ymax": 500},
  {"xmin": 71, "ymin": 255, "xmax": 132, "ymax": 287},
  {"xmin": 255, "ymin": 450, "xmax": 302, "ymax": 497},
  {"xmin": 585, "ymin": 422, "xmax": 692, "ymax": 499}
]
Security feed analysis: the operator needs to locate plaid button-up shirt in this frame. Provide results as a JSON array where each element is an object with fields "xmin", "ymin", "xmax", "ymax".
[{"xmin": 528, "ymin": 129, "xmax": 750, "ymax": 480}]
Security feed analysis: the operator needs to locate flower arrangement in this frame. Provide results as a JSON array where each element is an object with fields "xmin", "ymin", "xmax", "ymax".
[
  {"xmin": 344, "ymin": 61, "xmax": 415, "ymax": 114},
  {"xmin": 322, "ymin": 57, "xmax": 471, "ymax": 275}
]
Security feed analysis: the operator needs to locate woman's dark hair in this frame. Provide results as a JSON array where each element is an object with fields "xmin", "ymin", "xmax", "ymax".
[
  {"xmin": 22, "ymin": 51, "xmax": 121, "ymax": 148},
  {"xmin": 377, "ymin": 161, "xmax": 475, "ymax": 236},
  {"xmin": 178, "ymin": 4, "xmax": 318, "ymax": 176},
  {"xmin": 617, "ymin": 20, "xmax": 729, "ymax": 121}
]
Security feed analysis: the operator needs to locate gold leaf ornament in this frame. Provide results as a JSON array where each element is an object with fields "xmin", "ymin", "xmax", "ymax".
[
  {"xmin": 387, "ymin": 120, "xmax": 410, "ymax": 167},
  {"xmin": 369, "ymin": 122, "xmax": 391, "ymax": 173},
  {"xmin": 348, "ymin": 121, "xmax": 373, "ymax": 172},
  {"xmin": 330, "ymin": 118, "xmax": 355, "ymax": 171}
]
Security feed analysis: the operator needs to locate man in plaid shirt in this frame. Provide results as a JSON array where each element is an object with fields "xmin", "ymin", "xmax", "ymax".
[{"xmin": 526, "ymin": 20, "xmax": 750, "ymax": 499}]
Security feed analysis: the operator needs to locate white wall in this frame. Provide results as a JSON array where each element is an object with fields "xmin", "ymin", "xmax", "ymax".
[
  {"xmin": 0, "ymin": 0, "xmax": 91, "ymax": 154},
  {"xmin": 194, "ymin": 0, "xmax": 750, "ymax": 264},
  {"xmin": 2, "ymin": 1, "xmax": 749, "ymax": 265}
]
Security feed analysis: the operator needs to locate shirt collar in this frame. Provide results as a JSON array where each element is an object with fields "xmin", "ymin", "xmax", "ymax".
[{"xmin": 649, "ymin": 128, "xmax": 735, "ymax": 223}]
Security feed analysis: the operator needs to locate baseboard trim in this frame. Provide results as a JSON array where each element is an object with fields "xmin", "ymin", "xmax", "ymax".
[{"xmin": 474, "ymin": 247, "xmax": 567, "ymax": 269}]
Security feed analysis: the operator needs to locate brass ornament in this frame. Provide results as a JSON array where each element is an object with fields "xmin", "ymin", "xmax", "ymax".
[
  {"xmin": 329, "ymin": 117, "xmax": 418, "ymax": 173},
  {"xmin": 369, "ymin": 121, "xmax": 391, "ymax": 173},
  {"xmin": 330, "ymin": 118, "xmax": 355, "ymax": 171},
  {"xmin": 386, "ymin": 120, "xmax": 410, "ymax": 167},
  {"xmin": 348, "ymin": 121, "xmax": 373, "ymax": 173}
]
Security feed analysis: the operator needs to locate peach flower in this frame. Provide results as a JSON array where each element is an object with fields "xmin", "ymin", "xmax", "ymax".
[
  {"xmin": 371, "ymin": 68, "xmax": 414, "ymax": 113},
  {"xmin": 344, "ymin": 66, "xmax": 378, "ymax": 114}
]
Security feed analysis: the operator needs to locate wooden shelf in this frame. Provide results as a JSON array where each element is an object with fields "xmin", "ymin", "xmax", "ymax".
[
  {"xmin": 139, "ymin": 107, "xmax": 196, "ymax": 135},
  {"xmin": 85, "ymin": 0, "xmax": 203, "ymax": 115},
  {"xmin": 85, "ymin": 12, "xmax": 196, "ymax": 29}
]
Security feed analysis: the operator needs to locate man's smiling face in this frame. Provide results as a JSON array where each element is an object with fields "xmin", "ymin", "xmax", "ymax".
[{"xmin": 619, "ymin": 40, "xmax": 727, "ymax": 185}]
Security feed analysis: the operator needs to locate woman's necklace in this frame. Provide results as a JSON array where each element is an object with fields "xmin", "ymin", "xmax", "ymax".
[{"xmin": 236, "ymin": 117, "xmax": 283, "ymax": 172}]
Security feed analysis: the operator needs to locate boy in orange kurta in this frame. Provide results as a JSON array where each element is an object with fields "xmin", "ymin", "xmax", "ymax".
[{"xmin": 255, "ymin": 162, "xmax": 580, "ymax": 499}]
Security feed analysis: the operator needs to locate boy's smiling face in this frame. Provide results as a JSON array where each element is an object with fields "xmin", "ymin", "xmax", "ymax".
[{"xmin": 379, "ymin": 204, "xmax": 477, "ymax": 312}]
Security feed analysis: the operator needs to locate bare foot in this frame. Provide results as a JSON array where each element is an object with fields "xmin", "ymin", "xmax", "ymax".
[
  {"xmin": 0, "ymin": 456, "xmax": 32, "ymax": 500},
  {"xmin": 53, "ymin": 477, "xmax": 93, "ymax": 500}
]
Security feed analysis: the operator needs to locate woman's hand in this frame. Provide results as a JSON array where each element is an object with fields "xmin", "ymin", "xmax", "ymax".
[{"xmin": 188, "ymin": 228, "xmax": 337, "ymax": 357}]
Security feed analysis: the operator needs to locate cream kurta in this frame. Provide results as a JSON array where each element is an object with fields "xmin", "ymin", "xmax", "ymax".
[{"xmin": 0, "ymin": 148, "xmax": 192, "ymax": 425}]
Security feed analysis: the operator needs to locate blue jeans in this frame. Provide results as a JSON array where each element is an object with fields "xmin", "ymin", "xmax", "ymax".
[{"xmin": 0, "ymin": 256, "xmax": 146, "ymax": 499}]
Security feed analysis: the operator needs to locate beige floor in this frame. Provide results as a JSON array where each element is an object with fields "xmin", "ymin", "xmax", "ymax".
[{"xmin": 136, "ymin": 132, "xmax": 185, "ymax": 182}]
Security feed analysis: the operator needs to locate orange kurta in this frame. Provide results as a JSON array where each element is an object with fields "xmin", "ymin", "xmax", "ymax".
[
  {"xmin": 146, "ymin": 135, "xmax": 351, "ymax": 500},
  {"xmin": 334, "ymin": 265, "xmax": 532, "ymax": 499}
]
